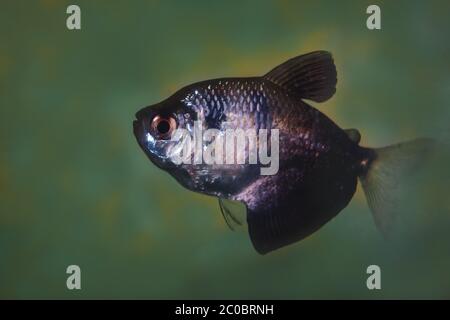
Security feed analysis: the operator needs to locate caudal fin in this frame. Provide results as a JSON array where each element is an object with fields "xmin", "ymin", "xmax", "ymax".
[{"xmin": 359, "ymin": 138, "xmax": 435, "ymax": 235}]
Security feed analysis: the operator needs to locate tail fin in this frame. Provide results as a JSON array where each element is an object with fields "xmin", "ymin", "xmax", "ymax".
[{"xmin": 359, "ymin": 138, "xmax": 435, "ymax": 235}]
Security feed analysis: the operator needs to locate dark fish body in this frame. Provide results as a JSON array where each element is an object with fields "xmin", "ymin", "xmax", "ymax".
[{"xmin": 133, "ymin": 51, "xmax": 432, "ymax": 254}]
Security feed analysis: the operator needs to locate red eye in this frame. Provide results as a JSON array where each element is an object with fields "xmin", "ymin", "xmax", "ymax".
[{"xmin": 150, "ymin": 115, "xmax": 177, "ymax": 139}]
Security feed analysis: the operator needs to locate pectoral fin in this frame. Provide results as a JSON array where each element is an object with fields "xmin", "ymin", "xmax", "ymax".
[{"xmin": 218, "ymin": 198, "xmax": 246, "ymax": 230}]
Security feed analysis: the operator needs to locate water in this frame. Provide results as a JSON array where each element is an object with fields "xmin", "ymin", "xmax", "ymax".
[{"xmin": 1, "ymin": 0, "xmax": 449, "ymax": 298}]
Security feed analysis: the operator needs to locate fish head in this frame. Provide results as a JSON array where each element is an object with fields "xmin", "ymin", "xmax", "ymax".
[
  {"xmin": 133, "ymin": 93, "xmax": 197, "ymax": 171},
  {"xmin": 133, "ymin": 84, "xmax": 257, "ymax": 197}
]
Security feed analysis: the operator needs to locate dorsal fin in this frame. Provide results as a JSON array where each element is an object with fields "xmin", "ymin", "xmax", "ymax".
[{"xmin": 263, "ymin": 51, "xmax": 337, "ymax": 103}]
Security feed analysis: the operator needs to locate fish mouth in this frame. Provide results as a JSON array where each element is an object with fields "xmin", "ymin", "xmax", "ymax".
[
  {"xmin": 132, "ymin": 119, "xmax": 139, "ymax": 136},
  {"xmin": 133, "ymin": 119, "xmax": 139, "ymax": 131},
  {"xmin": 133, "ymin": 107, "xmax": 154, "ymax": 143},
  {"xmin": 133, "ymin": 117, "xmax": 145, "ymax": 148}
]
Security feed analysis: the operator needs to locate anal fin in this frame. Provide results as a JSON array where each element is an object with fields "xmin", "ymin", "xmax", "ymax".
[{"xmin": 234, "ymin": 167, "xmax": 357, "ymax": 254}]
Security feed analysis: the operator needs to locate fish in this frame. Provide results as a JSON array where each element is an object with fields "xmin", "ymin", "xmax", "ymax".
[{"xmin": 133, "ymin": 51, "xmax": 433, "ymax": 254}]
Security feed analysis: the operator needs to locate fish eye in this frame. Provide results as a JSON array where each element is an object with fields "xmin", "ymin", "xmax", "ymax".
[{"xmin": 150, "ymin": 115, "xmax": 177, "ymax": 139}]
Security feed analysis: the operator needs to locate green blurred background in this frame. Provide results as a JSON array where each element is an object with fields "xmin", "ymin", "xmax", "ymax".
[{"xmin": 1, "ymin": 0, "xmax": 450, "ymax": 299}]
